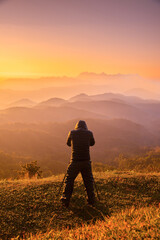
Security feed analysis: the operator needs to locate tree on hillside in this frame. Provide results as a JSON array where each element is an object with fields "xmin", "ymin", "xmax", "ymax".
[{"xmin": 19, "ymin": 161, "xmax": 42, "ymax": 179}]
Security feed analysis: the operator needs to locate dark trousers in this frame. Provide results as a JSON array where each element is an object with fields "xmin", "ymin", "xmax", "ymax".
[{"xmin": 62, "ymin": 161, "xmax": 95, "ymax": 204}]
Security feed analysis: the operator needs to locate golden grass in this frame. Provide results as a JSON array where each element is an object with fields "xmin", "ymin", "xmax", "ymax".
[
  {"xmin": 22, "ymin": 205, "xmax": 160, "ymax": 240},
  {"xmin": 0, "ymin": 171, "xmax": 159, "ymax": 239}
]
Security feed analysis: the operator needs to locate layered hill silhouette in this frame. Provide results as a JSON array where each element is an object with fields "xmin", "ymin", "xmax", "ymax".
[
  {"xmin": 8, "ymin": 98, "xmax": 36, "ymax": 108},
  {"xmin": 0, "ymin": 106, "xmax": 106, "ymax": 123},
  {"xmin": 0, "ymin": 92, "xmax": 160, "ymax": 178},
  {"xmin": 38, "ymin": 97, "xmax": 67, "ymax": 107},
  {"xmin": 0, "ymin": 118, "xmax": 158, "ymax": 163},
  {"xmin": 1, "ymin": 92, "xmax": 160, "ymax": 125},
  {"xmin": 1, "ymin": 73, "xmax": 160, "ymax": 108}
]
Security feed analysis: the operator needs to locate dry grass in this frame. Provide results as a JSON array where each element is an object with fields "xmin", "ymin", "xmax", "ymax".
[
  {"xmin": 25, "ymin": 205, "xmax": 160, "ymax": 240},
  {"xmin": 0, "ymin": 171, "xmax": 160, "ymax": 239}
]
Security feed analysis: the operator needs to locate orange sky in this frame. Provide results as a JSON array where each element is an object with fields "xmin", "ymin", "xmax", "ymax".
[{"xmin": 0, "ymin": 0, "xmax": 160, "ymax": 80}]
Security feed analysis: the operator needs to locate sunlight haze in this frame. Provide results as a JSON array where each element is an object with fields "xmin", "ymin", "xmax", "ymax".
[{"xmin": 0, "ymin": 0, "xmax": 160, "ymax": 80}]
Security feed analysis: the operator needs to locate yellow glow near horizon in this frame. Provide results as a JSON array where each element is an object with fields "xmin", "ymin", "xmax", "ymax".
[
  {"xmin": 0, "ymin": 24, "xmax": 160, "ymax": 80},
  {"xmin": 0, "ymin": 0, "xmax": 160, "ymax": 82},
  {"xmin": 0, "ymin": 60, "xmax": 160, "ymax": 80}
]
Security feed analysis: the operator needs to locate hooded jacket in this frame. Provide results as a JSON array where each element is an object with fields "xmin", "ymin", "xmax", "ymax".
[{"xmin": 67, "ymin": 120, "xmax": 95, "ymax": 161}]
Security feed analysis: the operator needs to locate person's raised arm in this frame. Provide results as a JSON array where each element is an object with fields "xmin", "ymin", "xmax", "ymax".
[{"xmin": 66, "ymin": 131, "xmax": 72, "ymax": 146}]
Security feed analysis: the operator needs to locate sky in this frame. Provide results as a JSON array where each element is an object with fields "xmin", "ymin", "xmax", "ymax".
[{"xmin": 0, "ymin": 0, "xmax": 160, "ymax": 79}]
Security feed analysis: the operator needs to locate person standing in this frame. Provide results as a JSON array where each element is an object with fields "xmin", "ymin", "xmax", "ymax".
[{"xmin": 61, "ymin": 120, "xmax": 95, "ymax": 207}]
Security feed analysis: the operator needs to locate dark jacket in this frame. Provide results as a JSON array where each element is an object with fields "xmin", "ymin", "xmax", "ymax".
[{"xmin": 67, "ymin": 120, "xmax": 95, "ymax": 161}]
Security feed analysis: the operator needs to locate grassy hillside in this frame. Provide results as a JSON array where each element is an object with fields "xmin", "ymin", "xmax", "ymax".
[
  {"xmin": 28, "ymin": 206, "xmax": 160, "ymax": 239},
  {"xmin": 0, "ymin": 119, "xmax": 158, "ymax": 167},
  {"xmin": 0, "ymin": 171, "xmax": 160, "ymax": 239}
]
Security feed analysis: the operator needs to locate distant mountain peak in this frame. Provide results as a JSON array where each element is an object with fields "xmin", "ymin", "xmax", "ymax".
[
  {"xmin": 38, "ymin": 97, "xmax": 66, "ymax": 106},
  {"xmin": 75, "ymin": 93, "xmax": 88, "ymax": 97},
  {"xmin": 44, "ymin": 97, "xmax": 65, "ymax": 102},
  {"xmin": 8, "ymin": 98, "xmax": 36, "ymax": 107},
  {"xmin": 69, "ymin": 93, "xmax": 90, "ymax": 102},
  {"xmin": 124, "ymin": 88, "xmax": 160, "ymax": 100},
  {"xmin": 77, "ymin": 72, "xmax": 123, "ymax": 79},
  {"xmin": 13, "ymin": 98, "xmax": 34, "ymax": 103},
  {"xmin": 78, "ymin": 72, "xmax": 108, "ymax": 78}
]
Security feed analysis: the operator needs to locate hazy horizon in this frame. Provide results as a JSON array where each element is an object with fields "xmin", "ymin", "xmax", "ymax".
[
  {"xmin": 0, "ymin": 72, "xmax": 160, "ymax": 109},
  {"xmin": 0, "ymin": 0, "xmax": 160, "ymax": 80},
  {"xmin": 0, "ymin": 0, "xmax": 160, "ymax": 103}
]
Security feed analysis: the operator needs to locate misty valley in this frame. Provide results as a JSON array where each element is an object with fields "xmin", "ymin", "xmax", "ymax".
[{"xmin": 0, "ymin": 92, "xmax": 160, "ymax": 179}]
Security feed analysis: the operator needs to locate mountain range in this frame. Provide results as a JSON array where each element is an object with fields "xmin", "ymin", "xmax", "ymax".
[
  {"xmin": 0, "ymin": 91, "xmax": 160, "ymax": 176},
  {"xmin": 1, "ymin": 92, "xmax": 160, "ymax": 126},
  {"xmin": 0, "ymin": 73, "xmax": 160, "ymax": 108}
]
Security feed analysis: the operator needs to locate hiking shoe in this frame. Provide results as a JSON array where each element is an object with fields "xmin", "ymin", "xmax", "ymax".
[
  {"xmin": 87, "ymin": 200, "xmax": 95, "ymax": 207},
  {"xmin": 60, "ymin": 197, "xmax": 69, "ymax": 208}
]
